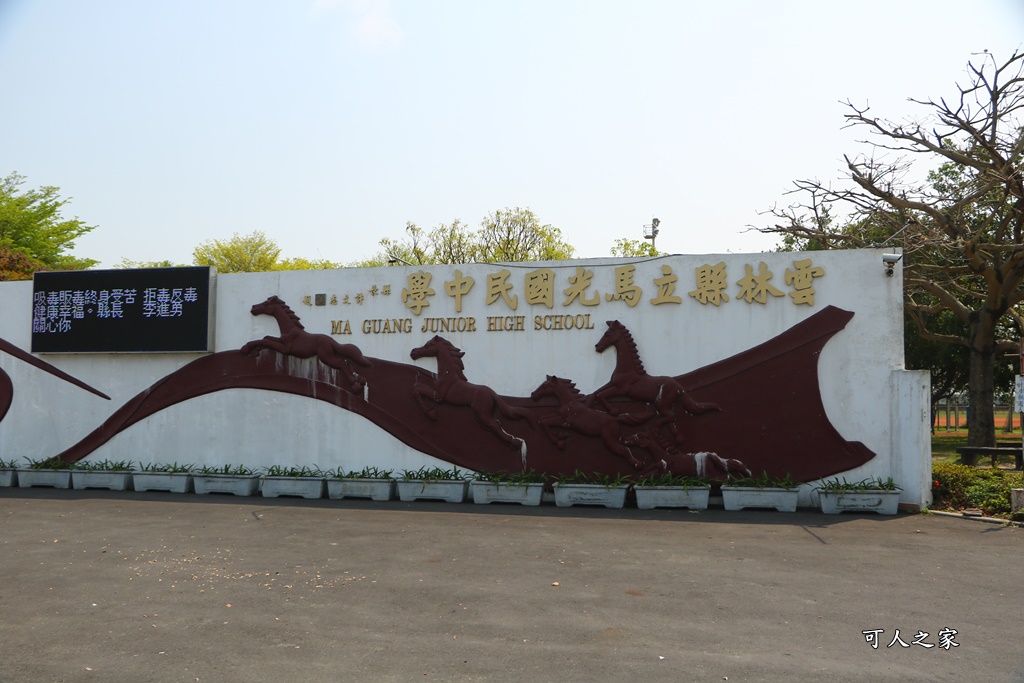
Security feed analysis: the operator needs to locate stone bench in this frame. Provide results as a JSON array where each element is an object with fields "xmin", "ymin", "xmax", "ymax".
[{"xmin": 956, "ymin": 446, "xmax": 1024, "ymax": 469}]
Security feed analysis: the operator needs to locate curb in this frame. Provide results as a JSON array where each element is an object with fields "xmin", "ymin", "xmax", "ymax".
[{"xmin": 928, "ymin": 509, "xmax": 1024, "ymax": 528}]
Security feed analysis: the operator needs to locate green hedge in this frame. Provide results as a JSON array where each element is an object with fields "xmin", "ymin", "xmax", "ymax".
[{"xmin": 932, "ymin": 463, "xmax": 1023, "ymax": 518}]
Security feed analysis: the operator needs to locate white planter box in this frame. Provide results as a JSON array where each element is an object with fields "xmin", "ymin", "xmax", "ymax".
[
  {"xmin": 397, "ymin": 480, "xmax": 468, "ymax": 503},
  {"xmin": 552, "ymin": 483, "xmax": 629, "ymax": 508},
  {"xmin": 193, "ymin": 474, "xmax": 261, "ymax": 496},
  {"xmin": 16, "ymin": 469, "xmax": 72, "ymax": 489},
  {"xmin": 470, "ymin": 481, "xmax": 544, "ymax": 506},
  {"xmin": 721, "ymin": 486, "xmax": 799, "ymax": 512},
  {"xmin": 132, "ymin": 472, "xmax": 194, "ymax": 493},
  {"xmin": 635, "ymin": 485, "xmax": 711, "ymax": 510},
  {"xmin": 327, "ymin": 478, "xmax": 396, "ymax": 501},
  {"xmin": 261, "ymin": 476, "xmax": 325, "ymax": 499},
  {"xmin": 0, "ymin": 468, "xmax": 17, "ymax": 487},
  {"xmin": 72, "ymin": 470, "xmax": 134, "ymax": 491},
  {"xmin": 819, "ymin": 490, "xmax": 901, "ymax": 515}
]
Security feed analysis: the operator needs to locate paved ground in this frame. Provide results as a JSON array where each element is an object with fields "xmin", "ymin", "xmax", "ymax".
[{"xmin": 1, "ymin": 488, "xmax": 1022, "ymax": 683}]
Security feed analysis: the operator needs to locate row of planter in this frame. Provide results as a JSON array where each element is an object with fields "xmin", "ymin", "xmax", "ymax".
[{"xmin": 0, "ymin": 469, "xmax": 902, "ymax": 514}]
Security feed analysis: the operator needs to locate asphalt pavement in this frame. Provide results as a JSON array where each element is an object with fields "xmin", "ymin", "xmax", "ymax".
[{"xmin": 1, "ymin": 487, "xmax": 1021, "ymax": 683}]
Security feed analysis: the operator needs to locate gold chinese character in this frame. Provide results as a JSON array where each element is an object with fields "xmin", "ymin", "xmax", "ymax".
[
  {"xmin": 382, "ymin": 285, "xmax": 391, "ymax": 296},
  {"xmin": 302, "ymin": 295, "xmax": 312, "ymax": 306},
  {"xmin": 736, "ymin": 262, "xmax": 785, "ymax": 304},
  {"xmin": 689, "ymin": 262, "xmax": 729, "ymax": 306},
  {"xmin": 485, "ymin": 269, "xmax": 518, "ymax": 310},
  {"xmin": 342, "ymin": 294, "xmax": 350, "ymax": 304},
  {"xmin": 444, "ymin": 270, "xmax": 476, "ymax": 313},
  {"xmin": 784, "ymin": 259, "xmax": 825, "ymax": 306},
  {"xmin": 651, "ymin": 265, "xmax": 682, "ymax": 305},
  {"xmin": 525, "ymin": 268, "xmax": 556, "ymax": 309},
  {"xmin": 355, "ymin": 292, "xmax": 365, "ymax": 304},
  {"xmin": 369, "ymin": 285, "xmax": 379, "ymax": 296},
  {"xmin": 330, "ymin": 294, "xmax": 338, "ymax": 305},
  {"xmin": 563, "ymin": 266, "xmax": 600, "ymax": 306},
  {"xmin": 401, "ymin": 270, "xmax": 435, "ymax": 315},
  {"xmin": 604, "ymin": 265, "xmax": 642, "ymax": 307}
]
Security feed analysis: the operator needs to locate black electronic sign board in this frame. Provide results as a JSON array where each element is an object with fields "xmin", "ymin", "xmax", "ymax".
[{"xmin": 31, "ymin": 267, "xmax": 214, "ymax": 353}]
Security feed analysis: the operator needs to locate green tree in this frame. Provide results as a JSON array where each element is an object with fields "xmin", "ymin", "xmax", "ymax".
[
  {"xmin": 192, "ymin": 230, "xmax": 282, "ymax": 273},
  {"xmin": 114, "ymin": 258, "xmax": 184, "ymax": 269},
  {"xmin": 274, "ymin": 257, "xmax": 341, "ymax": 271},
  {"xmin": 190, "ymin": 230, "xmax": 341, "ymax": 272},
  {"xmin": 357, "ymin": 208, "xmax": 575, "ymax": 267},
  {"xmin": 0, "ymin": 172, "xmax": 96, "ymax": 274},
  {"xmin": 760, "ymin": 51, "xmax": 1024, "ymax": 447},
  {"xmin": 0, "ymin": 247, "xmax": 47, "ymax": 280},
  {"xmin": 610, "ymin": 238, "xmax": 660, "ymax": 258},
  {"xmin": 476, "ymin": 207, "xmax": 574, "ymax": 262}
]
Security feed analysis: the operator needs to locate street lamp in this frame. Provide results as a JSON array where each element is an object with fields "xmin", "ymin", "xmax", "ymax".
[{"xmin": 643, "ymin": 217, "xmax": 660, "ymax": 251}]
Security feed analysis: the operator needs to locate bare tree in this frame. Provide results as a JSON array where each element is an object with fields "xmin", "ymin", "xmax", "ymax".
[{"xmin": 760, "ymin": 51, "xmax": 1024, "ymax": 447}]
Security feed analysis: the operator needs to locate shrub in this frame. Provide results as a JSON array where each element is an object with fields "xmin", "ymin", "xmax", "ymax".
[{"xmin": 932, "ymin": 463, "xmax": 1023, "ymax": 517}]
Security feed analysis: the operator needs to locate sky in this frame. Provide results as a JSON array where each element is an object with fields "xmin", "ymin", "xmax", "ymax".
[{"xmin": 1, "ymin": 1, "xmax": 1022, "ymax": 269}]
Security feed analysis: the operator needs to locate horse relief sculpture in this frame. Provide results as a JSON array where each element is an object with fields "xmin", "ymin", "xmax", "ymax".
[
  {"xmin": 242, "ymin": 296, "xmax": 372, "ymax": 393},
  {"xmin": 591, "ymin": 320, "xmax": 719, "ymax": 443},
  {"xmin": 48, "ymin": 296, "xmax": 873, "ymax": 485},
  {"xmin": 621, "ymin": 430, "xmax": 751, "ymax": 480},
  {"xmin": 528, "ymin": 321, "xmax": 741, "ymax": 478},
  {"xmin": 410, "ymin": 335, "xmax": 536, "ymax": 450},
  {"xmin": 530, "ymin": 375, "xmax": 646, "ymax": 468}
]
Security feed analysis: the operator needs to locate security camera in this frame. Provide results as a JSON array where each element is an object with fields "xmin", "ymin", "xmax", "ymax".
[{"xmin": 882, "ymin": 253, "xmax": 903, "ymax": 276}]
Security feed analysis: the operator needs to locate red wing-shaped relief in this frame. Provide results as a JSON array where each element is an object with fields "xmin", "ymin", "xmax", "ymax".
[
  {"xmin": 656, "ymin": 306, "xmax": 873, "ymax": 481},
  {"xmin": 53, "ymin": 304, "xmax": 873, "ymax": 483}
]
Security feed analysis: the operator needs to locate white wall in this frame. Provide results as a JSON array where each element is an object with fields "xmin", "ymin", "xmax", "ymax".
[{"xmin": 0, "ymin": 249, "xmax": 931, "ymax": 507}]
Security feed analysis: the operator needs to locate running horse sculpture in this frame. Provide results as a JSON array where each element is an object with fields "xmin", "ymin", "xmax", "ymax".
[
  {"xmin": 241, "ymin": 296, "xmax": 372, "ymax": 393},
  {"xmin": 410, "ymin": 335, "xmax": 536, "ymax": 449},
  {"xmin": 531, "ymin": 374, "xmax": 645, "ymax": 468},
  {"xmin": 592, "ymin": 320, "xmax": 719, "ymax": 443}
]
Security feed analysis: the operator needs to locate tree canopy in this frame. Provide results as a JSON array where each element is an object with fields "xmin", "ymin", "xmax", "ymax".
[
  {"xmin": 610, "ymin": 238, "xmax": 660, "ymax": 258},
  {"xmin": 191, "ymin": 230, "xmax": 340, "ymax": 273},
  {"xmin": 0, "ymin": 172, "xmax": 96, "ymax": 276},
  {"xmin": 760, "ymin": 51, "xmax": 1024, "ymax": 446},
  {"xmin": 115, "ymin": 258, "xmax": 184, "ymax": 269},
  {"xmin": 354, "ymin": 208, "xmax": 575, "ymax": 267}
]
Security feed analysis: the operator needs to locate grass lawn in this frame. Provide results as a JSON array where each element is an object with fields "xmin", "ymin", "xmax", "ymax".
[{"xmin": 932, "ymin": 429, "xmax": 1022, "ymax": 467}]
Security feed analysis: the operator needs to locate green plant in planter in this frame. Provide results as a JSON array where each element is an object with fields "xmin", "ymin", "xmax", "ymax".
[
  {"xmin": 400, "ymin": 466, "xmax": 467, "ymax": 482},
  {"xmin": 325, "ymin": 466, "xmax": 394, "ymax": 480},
  {"xmin": 0, "ymin": 458, "xmax": 22, "ymax": 468},
  {"xmin": 475, "ymin": 469, "xmax": 548, "ymax": 487},
  {"xmin": 25, "ymin": 457, "xmax": 74, "ymax": 470},
  {"xmin": 555, "ymin": 470, "xmax": 633, "ymax": 488},
  {"xmin": 726, "ymin": 472, "xmax": 797, "ymax": 489},
  {"xmin": 196, "ymin": 464, "xmax": 257, "ymax": 475},
  {"xmin": 636, "ymin": 473, "xmax": 710, "ymax": 489},
  {"xmin": 137, "ymin": 462, "xmax": 195, "ymax": 473},
  {"xmin": 263, "ymin": 465, "xmax": 323, "ymax": 478},
  {"xmin": 816, "ymin": 477, "xmax": 901, "ymax": 492},
  {"xmin": 76, "ymin": 459, "xmax": 134, "ymax": 471}
]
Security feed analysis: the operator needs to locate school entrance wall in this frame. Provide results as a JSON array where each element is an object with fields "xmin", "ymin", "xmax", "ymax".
[{"xmin": 3, "ymin": 248, "xmax": 930, "ymax": 508}]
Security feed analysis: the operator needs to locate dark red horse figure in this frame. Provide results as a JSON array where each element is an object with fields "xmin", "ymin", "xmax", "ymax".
[
  {"xmin": 531, "ymin": 375, "xmax": 645, "ymax": 468},
  {"xmin": 241, "ymin": 296, "xmax": 371, "ymax": 393},
  {"xmin": 621, "ymin": 430, "xmax": 752, "ymax": 481},
  {"xmin": 410, "ymin": 335, "xmax": 536, "ymax": 449},
  {"xmin": 592, "ymin": 320, "xmax": 718, "ymax": 443}
]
